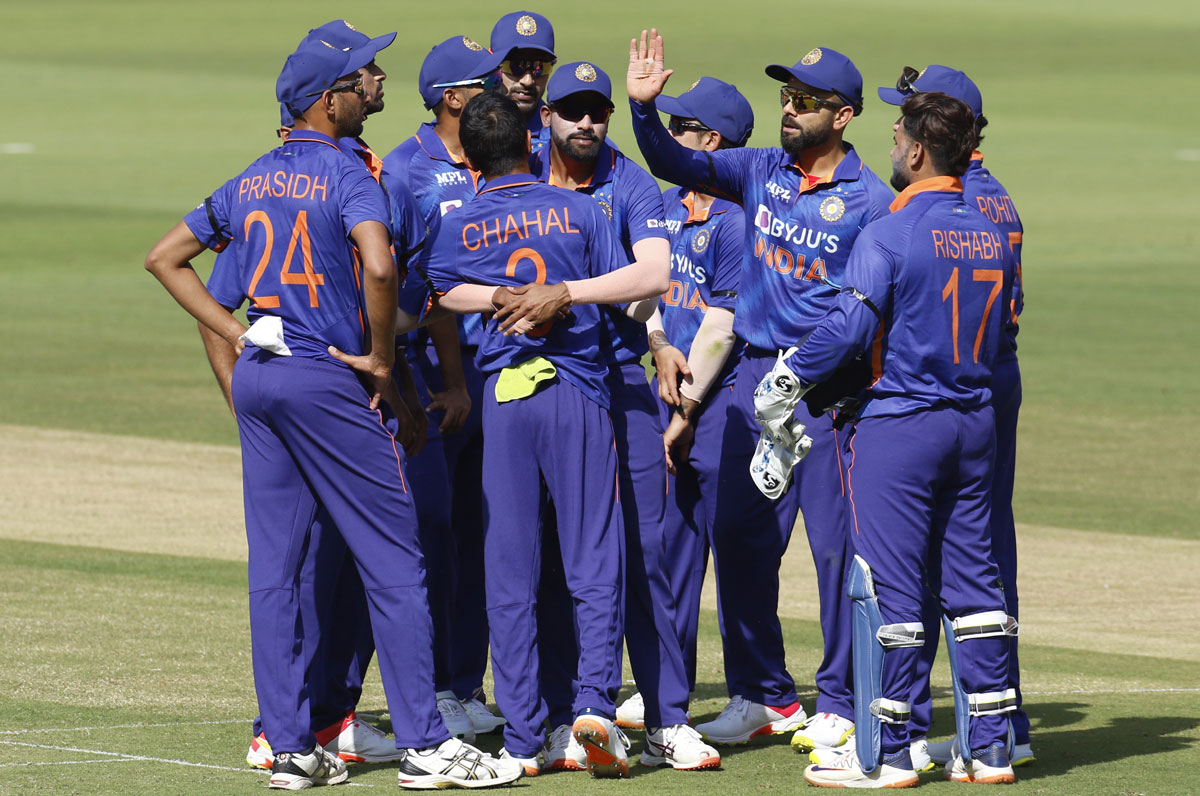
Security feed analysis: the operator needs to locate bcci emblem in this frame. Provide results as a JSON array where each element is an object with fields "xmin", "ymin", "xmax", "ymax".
[
  {"xmin": 597, "ymin": 200, "xmax": 613, "ymax": 220},
  {"xmin": 819, "ymin": 196, "xmax": 845, "ymax": 222},
  {"xmin": 462, "ymin": 36, "xmax": 482, "ymax": 51},
  {"xmin": 692, "ymin": 228, "xmax": 711, "ymax": 254},
  {"xmin": 575, "ymin": 63, "xmax": 598, "ymax": 82},
  {"xmin": 801, "ymin": 48, "xmax": 822, "ymax": 66},
  {"xmin": 516, "ymin": 15, "xmax": 537, "ymax": 36},
  {"xmin": 343, "ymin": 21, "xmax": 359, "ymax": 31},
  {"xmin": 689, "ymin": 79, "xmax": 701, "ymax": 91}
]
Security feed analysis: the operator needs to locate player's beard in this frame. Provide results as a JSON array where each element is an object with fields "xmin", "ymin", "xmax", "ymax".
[
  {"xmin": 554, "ymin": 129, "xmax": 602, "ymax": 163},
  {"xmin": 333, "ymin": 95, "xmax": 366, "ymax": 139},
  {"xmin": 890, "ymin": 147, "xmax": 914, "ymax": 192},
  {"xmin": 780, "ymin": 117, "xmax": 831, "ymax": 160}
]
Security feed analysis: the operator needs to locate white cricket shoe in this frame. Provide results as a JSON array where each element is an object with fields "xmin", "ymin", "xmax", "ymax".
[
  {"xmin": 462, "ymin": 697, "xmax": 507, "ymax": 734},
  {"xmin": 247, "ymin": 732, "xmax": 274, "ymax": 770},
  {"xmin": 267, "ymin": 745, "xmax": 349, "ymax": 790},
  {"xmin": 641, "ymin": 723, "xmax": 721, "ymax": 771},
  {"xmin": 946, "ymin": 743, "xmax": 1015, "ymax": 784},
  {"xmin": 616, "ymin": 691, "xmax": 646, "ymax": 729},
  {"xmin": 927, "ymin": 735, "xmax": 955, "ymax": 765},
  {"xmin": 696, "ymin": 695, "xmax": 806, "ymax": 744},
  {"xmin": 318, "ymin": 712, "xmax": 405, "ymax": 764},
  {"xmin": 396, "ymin": 737, "xmax": 523, "ymax": 789},
  {"xmin": 572, "ymin": 714, "xmax": 631, "ymax": 779},
  {"xmin": 909, "ymin": 736, "xmax": 935, "ymax": 771},
  {"xmin": 498, "ymin": 747, "xmax": 540, "ymax": 777},
  {"xmin": 436, "ymin": 690, "xmax": 477, "ymax": 741},
  {"xmin": 543, "ymin": 723, "xmax": 587, "ymax": 771},
  {"xmin": 803, "ymin": 745, "xmax": 918, "ymax": 789},
  {"xmin": 791, "ymin": 712, "xmax": 854, "ymax": 752}
]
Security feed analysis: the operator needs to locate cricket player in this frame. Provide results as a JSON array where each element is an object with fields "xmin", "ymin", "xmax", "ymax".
[
  {"xmin": 490, "ymin": 10, "xmax": 557, "ymax": 153},
  {"xmin": 416, "ymin": 91, "xmax": 669, "ymax": 778},
  {"xmin": 794, "ymin": 91, "xmax": 1017, "ymax": 788},
  {"xmin": 627, "ymin": 30, "xmax": 893, "ymax": 749},
  {"xmin": 876, "ymin": 65, "xmax": 1030, "ymax": 769},
  {"xmin": 144, "ymin": 35, "xmax": 521, "ymax": 790},
  {"xmin": 382, "ymin": 34, "xmax": 510, "ymax": 737}
]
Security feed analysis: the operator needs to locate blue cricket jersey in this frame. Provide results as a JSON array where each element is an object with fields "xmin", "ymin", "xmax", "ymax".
[
  {"xmin": 187, "ymin": 130, "xmax": 391, "ymax": 362},
  {"xmin": 629, "ymin": 98, "xmax": 894, "ymax": 353},
  {"xmin": 792, "ymin": 177, "xmax": 1016, "ymax": 418},
  {"xmin": 962, "ymin": 152, "xmax": 1023, "ymax": 361},
  {"xmin": 659, "ymin": 187, "xmax": 745, "ymax": 388},
  {"xmin": 418, "ymin": 174, "xmax": 630, "ymax": 409},
  {"xmin": 531, "ymin": 141, "xmax": 667, "ymax": 365}
]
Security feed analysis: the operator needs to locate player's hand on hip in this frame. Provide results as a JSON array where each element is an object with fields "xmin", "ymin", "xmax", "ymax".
[
  {"xmin": 627, "ymin": 28, "xmax": 673, "ymax": 103},
  {"xmin": 493, "ymin": 282, "xmax": 572, "ymax": 335},
  {"xmin": 328, "ymin": 346, "xmax": 393, "ymax": 410},
  {"xmin": 663, "ymin": 412, "xmax": 695, "ymax": 475},
  {"xmin": 427, "ymin": 386, "xmax": 471, "ymax": 434}
]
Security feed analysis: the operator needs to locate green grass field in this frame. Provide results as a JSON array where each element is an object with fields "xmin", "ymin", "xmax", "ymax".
[{"xmin": 1, "ymin": 0, "xmax": 1197, "ymax": 793}]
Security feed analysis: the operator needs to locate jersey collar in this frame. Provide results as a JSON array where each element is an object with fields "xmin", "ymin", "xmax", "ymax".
[
  {"xmin": 777, "ymin": 142, "xmax": 866, "ymax": 192},
  {"xmin": 477, "ymin": 172, "xmax": 540, "ymax": 196},
  {"xmin": 283, "ymin": 130, "xmax": 343, "ymax": 152},
  {"xmin": 535, "ymin": 141, "xmax": 617, "ymax": 189},
  {"xmin": 415, "ymin": 121, "xmax": 469, "ymax": 167},
  {"xmin": 888, "ymin": 175, "xmax": 963, "ymax": 212},
  {"xmin": 679, "ymin": 190, "xmax": 732, "ymax": 224},
  {"xmin": 340, "ymin": 136, "xmax": 384, "ymax": 182}
]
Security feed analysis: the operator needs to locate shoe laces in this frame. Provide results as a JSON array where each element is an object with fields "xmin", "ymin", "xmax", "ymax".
[
  {"xmin": 614, "ymin": 725, "xmax": 632, "ymax": 751},
  {"xmin": 658, "ymin": 723, "xmax": 704, "ymax": 746},
  {"xmin": 546, "ymin": 724, "xmax": 576, "ymax": 751},
  {"xmin": 437, "ymin": 694, "xmax": 469, "ymax": 718},
  {"xmin": 716, "ymin": 695, "xmax": 752, "ymax": 721},
  {"xmin": 353, "ymin": 718, "xmax": 388, "ymax": 739}
]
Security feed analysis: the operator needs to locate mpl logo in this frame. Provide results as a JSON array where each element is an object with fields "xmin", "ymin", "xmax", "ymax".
[
  {"xmin": 765, "ymin": 181, "xmax": 792, "ymax": 202},
  {"xmin": 435, "ymin": 171, "xmax": 468, "ymax": 187},
  {"xmin": 664, "ymin": 218, "xmax": 683, "ymax": 234}
]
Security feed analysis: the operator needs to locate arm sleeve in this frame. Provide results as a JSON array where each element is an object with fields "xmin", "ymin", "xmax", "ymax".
[
  {"xmin": 792, "ymin": 225, "xmax": 894, "ymax": 384},
  {"xmin": 628, "ymin": 98, "xmax": 753, "ymax": 202},
  {"xmin": 705, "ymin": 210, "xmax": 744, "ymax": 311},
  {"xmin": 678, "ymin": 307, "xmax": 737, "ymax": 404}
]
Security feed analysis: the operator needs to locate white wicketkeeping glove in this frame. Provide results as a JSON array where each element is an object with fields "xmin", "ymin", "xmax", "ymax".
[
  {"xmin": 753, "ymin": 347, "xmax": 808, "ymax": 436},
  {"xmin": 749, "ymin": 415, "xmax": 813, "ymax": 499}
]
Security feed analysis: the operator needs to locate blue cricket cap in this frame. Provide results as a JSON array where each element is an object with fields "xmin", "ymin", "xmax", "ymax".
[
  {"xmin": 419, "ymin": 35, "xmax": 508, "ymax": 110},
  {"xmin": 765, "ymin": 47, "xmax": 864, "ymax": 115},
  {"xmin": 280, "ymin": 103, "xmax": 293, "ymax": 128},
  {"xmin": 302, "ymin": 19, "xmax": 396, "ymax": 61},
  {"xmin": 545, "ymin": 61, "xmax": 614, "ymax": 108},
  {"xmin": 877, "ymin": 65, "xmax": 983, "ymax": 118},
  {"xmin": 490, "ymin": 11, "xmax": 556, "ymax": 59},
  {"xmin": 657, "ymin": 77, "xmax": 754, "ymax": 146},
  {"xmin": 276, "ymin": 37, "xmax": 384, "ymax": 118}
]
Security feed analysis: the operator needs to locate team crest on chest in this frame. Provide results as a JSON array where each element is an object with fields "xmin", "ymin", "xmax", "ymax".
[
  {"xmin": 516, "ymin": 15, "xmax": 537, "ymax": 35},
  {"xmin": 801, "ymin": 48, "xmax": 822, "ymax": 65},
  {"xmin": 819, "ymin": 195, "xmax": 845, "ymax": 222},
  {"xmin": 596, "ymin": 199, "xmax": 613, "ymax": 220},
  {"xmin": 462, "ymin": 36, "xmax": 483, "ymax": 51},
  {"xmin": 575, "ymin": 63, "xmax": 598, "ymax": 82},
  {"xmin": 692, "ymin": 227, "xmax": 711, "ymax": 254}
]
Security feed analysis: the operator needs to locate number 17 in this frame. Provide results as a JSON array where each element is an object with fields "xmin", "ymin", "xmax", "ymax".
[{"xmin": 941, "ymin": 267, "xmax": 1004, "ymax": 364}]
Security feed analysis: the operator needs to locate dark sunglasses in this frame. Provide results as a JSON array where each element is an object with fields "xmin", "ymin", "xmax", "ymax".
[
  {"xmin": 668, "ymin": 116, "xmax": 711, "ymax": 135},
  {"xmin": 503, "ymin": 58, "xmax": 556, "ymax": 79},
  {"xmin": 779, "ymin": 86, "xmax": 839, "ymax": 112},
  {"xmin": 432, "ymin": 70, "xmax": 504, "ymax": 92},
  {"xmin": 306, "ymin": 74, "xmax": 364, "ymax": 98},
  {"xmin": 551, "ymin": 99, "xmax": 613, "ymax": 124},
  {"xmin": 896, "ymin": 66, "xmax": 922, "ymax": 94}
]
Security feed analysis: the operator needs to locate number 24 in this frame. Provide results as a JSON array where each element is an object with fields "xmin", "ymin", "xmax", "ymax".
[
  {"xmin": 244, "ymin": 210, "xmax": 325, "ymax": 309},
  {"xmin": 941, "ymin": 267, "xmax": 1003, "ymax": 365}
]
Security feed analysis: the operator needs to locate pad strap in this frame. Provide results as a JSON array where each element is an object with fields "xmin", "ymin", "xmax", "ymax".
[
  {"xmin": 869, "ymin": 698, "xmax": 911, "ymax": 724},
  {"xmin": 968, "ymin": 689, "xmax": 1019, "ymax": 716},
  {"xmin": 951, "ymin": 611, "xmax": 1018, "ymax": 640},
  {"xmin": 876, "ymin": 622, "xmax": 925, "ymax": 648}
]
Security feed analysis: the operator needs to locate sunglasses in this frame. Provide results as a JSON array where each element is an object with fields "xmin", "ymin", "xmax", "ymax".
[
  {"xmin": 306, "ymin": 74, "xmax": 364, "ymax": 98},
  {"xmin": 896, "ymin": 66, "xmax": 922, "ymax": 94},
  {"xmin": 503, "ymin": 58, "xmax": 556, "ymax": 79},
  {"xmin": 668, "ymin": 116, "xmax": 711, "ymax": 135},
  {"xmin": 432, "ymin": 70, "xmax": 504, "ymax": 92},
  {"xmin": 779, "ymin": 86, "xmax": 840, "ymax": 112},
  {"xmin": 551, "ymin": 98, "xmax": 613, "ymax": 124}
]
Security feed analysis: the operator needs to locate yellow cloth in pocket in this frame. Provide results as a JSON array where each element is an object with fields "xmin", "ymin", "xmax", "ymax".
[{"xmin": 495, "ymin": 356, "xmax": 557, "ymax": 403}]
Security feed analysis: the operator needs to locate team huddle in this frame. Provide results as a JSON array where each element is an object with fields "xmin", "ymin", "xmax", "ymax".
[{"xmin": 144, "ymin": 10, "xmax": 1027, "ymax": 792}]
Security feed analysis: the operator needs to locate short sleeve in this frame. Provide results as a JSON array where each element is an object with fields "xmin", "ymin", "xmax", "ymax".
[
  {"xmin": 339, "ymin": 165, "xmax": 391, "ymax": 239},
  {"xmin": 619, "ymin": 164, "xmax": 668, "ymax": 246},
  {"xmin": 183, "ymin": 177, "xmax": 237, "ymax": 251},
  {"xmin": 584, "ymin": 200, "xmax": 630, "ymax": 278}
]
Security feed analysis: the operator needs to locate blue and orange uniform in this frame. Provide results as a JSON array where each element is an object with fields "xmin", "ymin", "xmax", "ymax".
[
  {"xmin": 791, "ymin": 175, "xmax": 1017, "ymax": 759},
  {"xmin": 419, "ymin": 174, "xmax": 629, "ymax": 759},
  {"xmin": 657, "ymin": 187, "xmax": 745, "ymax": 690},
  {"xmin": 631, "ymin": 95, "xmax": 893, "ymax": 717},
  {"xmin": 188, "ymin": 127, "xmax": 448, "ymax": 753}
]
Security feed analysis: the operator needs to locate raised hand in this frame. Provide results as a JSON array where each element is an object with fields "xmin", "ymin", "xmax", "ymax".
[{"xmin": 627, "ymin": 28, "xmax": 674, "ymax": 104}]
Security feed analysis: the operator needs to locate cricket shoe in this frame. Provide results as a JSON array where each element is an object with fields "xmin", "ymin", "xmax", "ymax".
[
  {"xmin": 542, "ymin": 724, "xmax": 587, "ymax": 771},
  {"xmin": 1010, "ymin": 743, "xmax": 1035, "ymax": 767},
  {"xmin": 572, "ymin": 713, "xmax": 631, "ymax": 778},
  {"xmin": 616, "ymin": 691, "xmax": 645, "ymax": 729},
  {"xmin": 247, "ymin": 732, "xmax": 274, "ymax": 770},
  {"xmin": 267, "ymin": 745, "xmax": 349, "ymax": 790},
  {"xmin": 641, "ymin": 723, "xmax": 721, "ymax": 771},
  {"xmin": 461, "ymin": 697, "xmax": 507, "ymax": 734},
  {"xmin": 316, "ymin": 711, "xmax": 405, "ymax": 764},
  {"xmin": 436, "ymin": 690, "xmax": 477, "ymax": 741},
  {"xmin": 946, "ymin": 743, "xmax": 1015, "ymax": 784},
  {"xmin": 803, "ymin": 745, "xmax": 918, "ymax": 789},
  {"xmin": 909, "ymin": 737, "xmax": 935, "ymax": 772},
  {"xmin": 791, "ymin": 712, "xmax": 854, "ymax": 752},
  {"xmin": 396, "ymin": 737, "xmax": 523, "ymax": 789},
  {"xmin": 696, "ymin": 695, "xmax": 806, "ymax": 744},
  {"xmin": 498, "ymin": 748, "xmax": 540, "ymax": 777}
]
